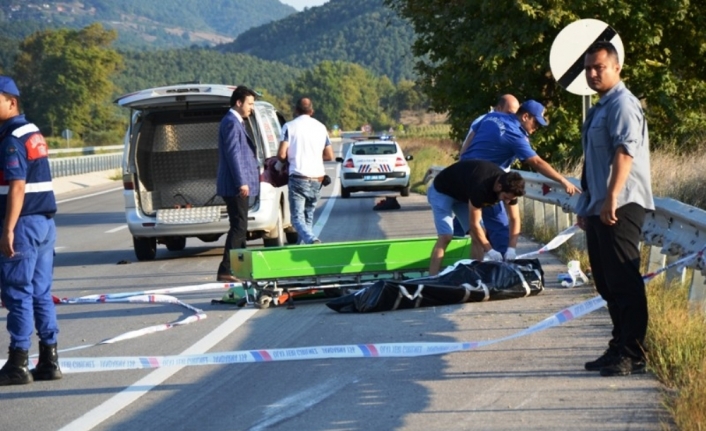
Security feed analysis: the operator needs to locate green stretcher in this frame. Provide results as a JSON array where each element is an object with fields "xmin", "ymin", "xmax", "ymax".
[{"xmin": 229, "ymin": 237, "xmax": 471, "ymax": 308}]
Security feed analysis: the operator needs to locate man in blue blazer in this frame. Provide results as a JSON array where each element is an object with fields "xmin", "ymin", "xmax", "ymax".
[{"xmin": 216, "ymin": 86, "xmax": 259, "ymax": 282}]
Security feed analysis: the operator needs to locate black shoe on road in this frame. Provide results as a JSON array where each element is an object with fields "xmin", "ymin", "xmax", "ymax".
[
  {"xmin": 600, "ymin": 355, "xmax": 647, "ymax": 377},
  {"xmin": 585, "ymin": 348, "xmax": 619, "ymax": 371}
]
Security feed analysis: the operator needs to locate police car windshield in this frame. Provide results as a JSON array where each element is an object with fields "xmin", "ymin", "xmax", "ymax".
[{"xmin": 352, "ymin": 144, "xmax": 397, "ymax": 156}]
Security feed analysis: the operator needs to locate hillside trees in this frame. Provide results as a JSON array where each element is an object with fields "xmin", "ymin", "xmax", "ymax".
[
  {"xmin": 114, "ymin": 49, "xmax": 303, "ymax": 96},
  {"xmin": 221, "ymin": 0, "xmax": 417, "ymax": 82},
  {"xmin": 13, "ymin": 23, "xmax": 123, "ymax": 141},
  {"xmin": 286, "ymin": 61, "xmax": 395, "ymax": 131},
  {"xmin": 384, "ymin": 0, "xmax": 706, "ymax": 161},
  {"xmin": 1, "ymin": 0, "xmax": 296, "ymax": 49}
]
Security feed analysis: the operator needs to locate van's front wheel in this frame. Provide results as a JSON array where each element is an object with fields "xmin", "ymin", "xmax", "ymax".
[
  {"xmin": 164, "ymin": 236, "xmax": 187, "ymax": 251},
  {"xmin": 133, "ymin": 236, "xmax": 157, "ymax": 261}
]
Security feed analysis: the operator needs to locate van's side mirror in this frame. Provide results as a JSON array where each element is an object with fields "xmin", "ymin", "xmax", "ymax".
[
  {"xmin": 335, "ymin": 157, "xmax": 344, "ymax": 163},
  {"xmin": 406, "ymin": 155, "xmax": 414, "ymax": 161}
]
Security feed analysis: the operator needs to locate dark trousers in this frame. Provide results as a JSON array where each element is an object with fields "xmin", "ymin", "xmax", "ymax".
[
  {"xmin": 218, "ymin": 195, "xmax": 249, "ymax": 275},
  {"xmin": 585, "ymin": 203, "xmax": 648, "ymax": 359}
]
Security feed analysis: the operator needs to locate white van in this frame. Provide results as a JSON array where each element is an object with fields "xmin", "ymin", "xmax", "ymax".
[{"xmin": 115, "ymin": 83, "xmax": 297, "ymax": 261}]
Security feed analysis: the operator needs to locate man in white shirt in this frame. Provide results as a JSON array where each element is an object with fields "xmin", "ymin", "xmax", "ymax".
[{"xmin": 277, "ymin": 98, "xmax": 334, "ymax": 244}]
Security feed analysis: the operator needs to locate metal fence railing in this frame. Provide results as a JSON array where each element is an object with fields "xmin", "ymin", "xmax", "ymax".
[{"xmin": 49, "ymin": 153, "xmax": 122, "ymax": 178}]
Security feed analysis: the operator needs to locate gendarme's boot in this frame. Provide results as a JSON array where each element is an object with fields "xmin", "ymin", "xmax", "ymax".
[
  {"xmin": 31, "ymin": 342, "xmax": 62, "ymax": 381},
  {"xmin": 0, "ymin": 348, "xmax": 33, "ymax": 386}
]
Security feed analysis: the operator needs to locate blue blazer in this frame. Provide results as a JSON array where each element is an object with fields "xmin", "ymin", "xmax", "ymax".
[{"xmin": 216, "ymin": 111, "xmax": 260, "ymax": 198}]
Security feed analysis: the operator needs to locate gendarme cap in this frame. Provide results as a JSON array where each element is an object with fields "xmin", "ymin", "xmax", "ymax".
[
  {"xmin": 520, "ymin": 99, "xmax": 547, "ymax": 126},
  {"xmin": 0, "ymin": 76, "xmax": 20, "ymax": 97}
]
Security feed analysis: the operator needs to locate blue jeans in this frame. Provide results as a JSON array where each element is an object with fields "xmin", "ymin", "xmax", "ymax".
[
  {"xmin": 0, "ymin": 215, "xmax": 58, "ymax": 350},
  {"xmin": 427, "ymin": 183, "xmax": 470, "ymax": 236},
  {"xmin": 288, "ymin": 177, "xmax": 322, "ymax": 244}
]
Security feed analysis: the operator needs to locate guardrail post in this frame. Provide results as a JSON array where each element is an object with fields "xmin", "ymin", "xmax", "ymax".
[
  {"xmin": 665, "ymin": 254, "xmax": 688, "ymax": 286},
  {"xmin": 533, "ymin": 199, "xmax": 544, "ymax": 231},
  {"xmin": 557, "ymin": 208, "xmax": 571, "ymax": 232},
  {"xmin": 545, "ymin": 203, "xmax": 557, "ymax": 233},
  {"xmin": 689, "ymin": 271, "xmax": 706, "ymax": 313},
  {"xmin": 647, "ymin": 245, "xmax": 666, "ymax": 274}
]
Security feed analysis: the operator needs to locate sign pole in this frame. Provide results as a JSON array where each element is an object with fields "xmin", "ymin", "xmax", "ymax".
[{"xmin": 582, "ymin": 95, "xmax": 592, "ymax": 123}]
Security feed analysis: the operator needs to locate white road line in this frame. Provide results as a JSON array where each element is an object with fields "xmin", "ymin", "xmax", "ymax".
[
  {"xmin": 313, "ymin": 164, "xmax": 340, "ymax": 236},
  {"xmin": 56, "ymin": 187, "xmax": 123, "ymax": 204},
  {"xmin": 249, "ymin": 376, "xmax": 356, "ymax": 431},
  {"xmin": 105, "ymin": 225, "xmax": 128, "ymax": 233},
  {"xmin": 58, "ymin": 308, "xmax": 260, "ymax": 431}
]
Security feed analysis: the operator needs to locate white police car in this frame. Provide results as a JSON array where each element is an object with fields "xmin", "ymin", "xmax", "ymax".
[{"xmin": 335, "ymin": 136, "xmax": 413, "ymax": 198}]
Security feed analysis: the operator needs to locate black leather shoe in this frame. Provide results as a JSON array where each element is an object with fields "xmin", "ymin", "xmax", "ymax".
[
  {"xmin": 600, "ymin": 355, "xmax": 647, "ymax": 377},
  {"xmin": 585, "ymin": 348, "xmax": 619, "ymax": 371},
  {"xmin": 217, "ymin": 273, "xmax": 241, "ymax": 283}
]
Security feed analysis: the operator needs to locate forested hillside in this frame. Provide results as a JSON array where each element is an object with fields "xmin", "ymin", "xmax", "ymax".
[
  {"xmin": 114, "ymin": 49, "xmax": 303, "ymax": 96},
  {"xmin": 0, "ymin": 0, "xmax": 296, "ymax": 49},
  {"xmin": 219, "ymin": 0, "xmax": 417, "ymax": 82}
]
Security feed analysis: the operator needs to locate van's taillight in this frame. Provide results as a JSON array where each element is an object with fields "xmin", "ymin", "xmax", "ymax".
[
  {"xmin": 395, "ymin": 157, "xmax": 406, "ymax": 167},
  {"xmin": 344, "ymin": 159, "xmax": 354, "ymax": 168},
  {"xmin": 123, "ymin": 174, "xmax": 134, "ymax": 190}
]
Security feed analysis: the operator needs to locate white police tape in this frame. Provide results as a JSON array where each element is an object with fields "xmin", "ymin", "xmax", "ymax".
[
  {"xmin": 52, "ymin": 283, "xmax": 238, "ymax": 354},
  {"xmin": 49, "ymin": 225, "xmax": 581, "ymax": 356},
  {"xmin": 516, "ymin": 224, "xmax": 580, "ymax": 260},
  {"xmin": 48, "ymin": 232, "xmax": 703, "ymax": 374},
  {"xmin": 5, "ymin": 227, "xmax": 699, "ymax": 371},
  {"xmin": 57, "ymin": 295, "xmax": 609, "ymax": 373}
]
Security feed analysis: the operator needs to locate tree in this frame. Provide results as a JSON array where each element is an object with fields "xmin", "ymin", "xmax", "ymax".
[
  {"xmin": 384, "ymin": 0, "xmax": 706, "ymax": 160},
  {"xmin": 385, "ymin": 79, "xmax": 427, "ymax": 119},
  {"xmin": 286, "ymin": 61, "xmax": 392, "ymax": 130},
  {"xmin": 13, "ymin": 23, "xmax": 123, "ymax": 138}
]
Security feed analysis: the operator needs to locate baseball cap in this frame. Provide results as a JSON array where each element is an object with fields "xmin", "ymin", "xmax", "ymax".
[
  {"xmin": 0, "ymin": 76, "xmax": 20, "ymax": 97},
  {"xmin": 520, "ymin": 100, "xmax": 547, "ymax": 126}
]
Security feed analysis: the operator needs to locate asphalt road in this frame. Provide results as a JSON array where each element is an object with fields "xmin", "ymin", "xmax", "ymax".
[{"xmin": 0, "ymin": 154, "xmax": 665, "ymax": 430}]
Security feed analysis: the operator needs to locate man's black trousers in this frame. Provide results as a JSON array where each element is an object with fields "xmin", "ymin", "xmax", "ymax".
[
  {"xmin": 585, "ymin": 203, "xmax": 648, "ymax": 360},
  {"xmin": 218, "ymin": 195, "xmax": 249, "ymax": 276}
]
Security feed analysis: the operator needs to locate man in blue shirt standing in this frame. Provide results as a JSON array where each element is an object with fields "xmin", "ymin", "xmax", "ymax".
[
  {"xmin": 577, "ymin": 42, "xmax": 654, "ymax": 377},
  {"xmin": 461, "ymin": 100, "xmax": 580, "ymax": 261},
  {"xmin": 0, "ymin": 76, "xmax": 62, "ymax": 385},
  {"xmin": 216, "ymin": 86, "xmax": 259, "ymax": 282}
]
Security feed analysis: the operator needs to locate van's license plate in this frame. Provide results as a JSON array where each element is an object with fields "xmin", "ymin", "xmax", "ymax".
[{"xmin": 364, "ymin": 174, "xmax": 385, "ymax": 181}]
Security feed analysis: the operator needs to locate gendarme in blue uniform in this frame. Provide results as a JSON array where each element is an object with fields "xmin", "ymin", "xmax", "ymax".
[
  {"xmin": 460, "ymin": 112, "xmax": 537, "ymax": 169},
  {"xmin": 0, "ymin": 114, "xmax": 59, "ymax": 351},
  {"xmin": 459, "ymin": 112, "xmax": 537, "ymax": 254}
]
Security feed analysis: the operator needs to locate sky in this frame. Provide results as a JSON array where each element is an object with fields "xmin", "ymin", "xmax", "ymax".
[{"xmin": 279, "ymin": 0, "xmax": 330, "ymax": 10}]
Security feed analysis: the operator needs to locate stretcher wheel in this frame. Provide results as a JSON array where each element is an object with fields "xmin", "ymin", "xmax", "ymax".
[{"xmin": 255, "ymin": 296, "xmax": 272, "ymax": 309}]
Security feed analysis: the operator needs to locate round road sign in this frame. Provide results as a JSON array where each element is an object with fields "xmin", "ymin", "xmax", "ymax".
[{"xmin": 550, "ymin": 19, "xmax": 624, "ymax": 96}]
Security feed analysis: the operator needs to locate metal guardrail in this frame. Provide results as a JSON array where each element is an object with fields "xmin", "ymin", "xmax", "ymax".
[
  {"xmin": 48, "ymin": 145, "xmax": 123, "ymax": 155},
  {"xmin": 49, "ymin": 152, "xmax": 122, "ymax": 178},
  {"xmin": 424, "ymin": 165, "xmax": 706, "ymax": 307}
]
